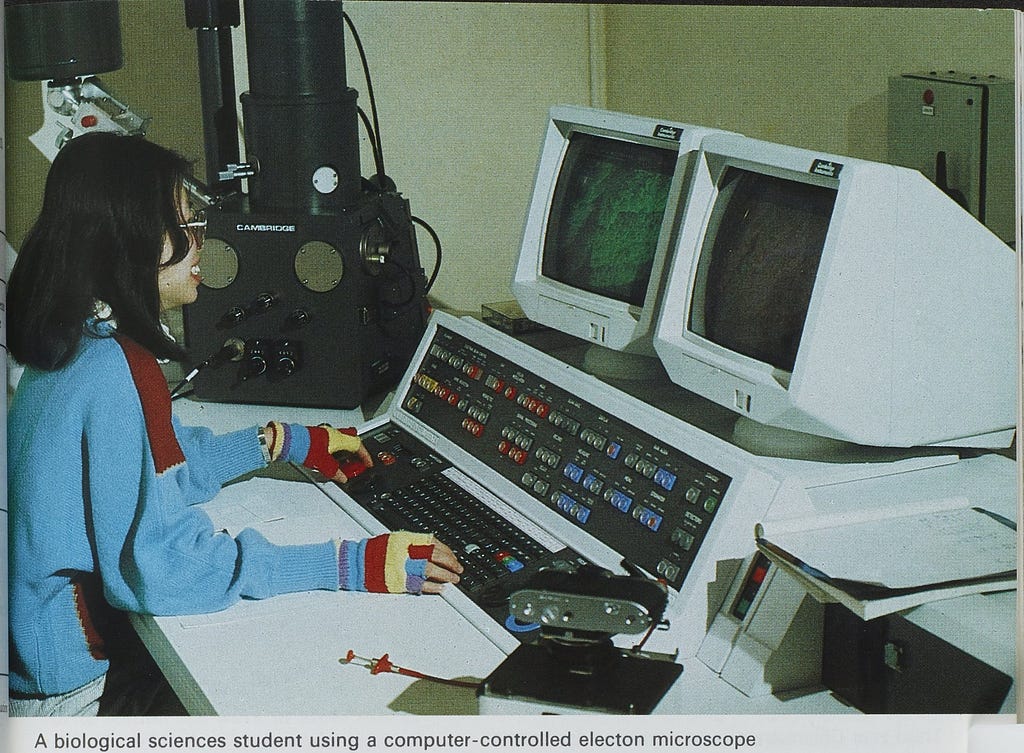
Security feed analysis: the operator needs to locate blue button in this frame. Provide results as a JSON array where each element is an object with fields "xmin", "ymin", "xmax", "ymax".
[
  {"xmin": 611, "ymin": 491, "xmax": 633, "ymax": 513},
  {"xmin": 654, "ymin": 469, "xmax": 677, "ymax": 491},
  {"xmin": 606, "ymin": 442, "xmax": 622, "ymax": 460},
  {"xmin": 636, "ymin": 508, "xmax": 662, "ymax": 532},
  {"xmin": 576, "ymin": 506, "xmax": 591, "ymax": 524},
  {"xmin": 563, "ymin": 463, "xmax": 584, "ymax": 483}
]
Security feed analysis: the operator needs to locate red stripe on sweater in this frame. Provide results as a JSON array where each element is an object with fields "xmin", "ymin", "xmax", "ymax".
[
  {"xmin": 115, "ymin": 335, "xmax": 185, "ymax": 475},
  {"xmin": 72, "ymin": 576, "xmax": 107, "ymax": 660}
]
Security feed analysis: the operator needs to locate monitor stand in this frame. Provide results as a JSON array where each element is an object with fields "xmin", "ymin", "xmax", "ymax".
[
  {"xmin": 729, "ymin": 416, "xmax": 951, "ymax": 464},
  {"xmin": 730, "ymin": 416, "xmax": 850, "ymax": 460},
  {"xmin": 581, "ymin": 344, "xmax": 667, "ymax": 384}
]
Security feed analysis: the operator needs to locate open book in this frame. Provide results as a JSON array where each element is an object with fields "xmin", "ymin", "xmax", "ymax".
[{"xmin": 754, "ymin": 503, "xmax": 1016, "ymax": 620}]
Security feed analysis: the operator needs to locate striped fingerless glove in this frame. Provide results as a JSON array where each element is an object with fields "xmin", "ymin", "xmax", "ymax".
[
  {"xmin": 266, "ymin": 421, "xmax": 362, "ymax": 478},
  {"xmin": 337, "ymin": 532, "xmax": 437, "ymax": 594}
]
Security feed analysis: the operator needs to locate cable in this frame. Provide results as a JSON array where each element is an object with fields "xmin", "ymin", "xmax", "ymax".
[
  {"xmin": 356, "ymin": 106, "xmax": 386, "ymax": 184},
  {"xmin": 170, "ymin": 365, "xmax": 204, "ymax": 401},
  {"xmin": 170, "ymin": 384, "xmax": 195, "ymax": 402},
  {"xmin": 343, "ymin": 12, "xmax": 386, "ymax": 180},
  {"xmin": 341, "ymin": 13, "xmax": 442, "ymax": 294},
  {"xmin": 412, "ymin": 215, "xmax": 442, "ymax": 293},
  {"xmin": 630, "ymin": 618, "xmax": 660, "ymax": 653},
  {"xmin": 617, "ymin": 558, "xmax": 669, "ymax": 653},
  {"xmin": 169, "ymin": 337, "xmax": 245, "ymax": 400},
  {"xmin": 379, "ymin": 256, "xmax": 421, "ymax": 311}
]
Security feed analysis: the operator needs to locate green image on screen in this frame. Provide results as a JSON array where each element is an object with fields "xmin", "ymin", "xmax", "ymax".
[{"xmin": 542, "ymin": 132, "xmax": 677, "ymax": 307}]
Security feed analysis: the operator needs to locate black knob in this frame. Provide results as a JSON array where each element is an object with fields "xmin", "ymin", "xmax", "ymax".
[
  {"xmin": 275, "ymin": 356, "xmax": 297, "ymax": 378},
  {"xmin": 252, "ymin": 292, "xmax": 277, "ymax": 313},
  {"xmin": 221, "ymin": 306, "xmax": 247, "ymax": 327},
  {"xmin": 239, "ymin": 340, "xmax": 268, "ymax": 381},
  {"xmin": 273, "ymin": 339, "xmax": 301, "ymax": 378},
  {"xmin": 284, "ymin": 309, "xmax": 311, "ymax": 330}
]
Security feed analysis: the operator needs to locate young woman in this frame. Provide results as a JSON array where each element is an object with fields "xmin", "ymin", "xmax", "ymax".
[{"xmin": 7, "ymin": 132, "xmax": 462, "ymax": 717}]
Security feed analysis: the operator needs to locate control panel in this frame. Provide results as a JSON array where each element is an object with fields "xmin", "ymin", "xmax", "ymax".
[{"xmin": 397, "ymin": 323, "xmax": 733, "ymax": 592}]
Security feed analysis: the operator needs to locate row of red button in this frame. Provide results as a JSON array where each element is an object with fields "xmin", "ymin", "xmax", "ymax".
[{"xmin": 497, "ymin": 440, "xmax": 529, "ymax": 465}]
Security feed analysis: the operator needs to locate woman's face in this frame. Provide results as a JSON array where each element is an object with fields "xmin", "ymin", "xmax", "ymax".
[{"xmin": 157, "ymin": 193, "xmax": 204, "ymax": 312}]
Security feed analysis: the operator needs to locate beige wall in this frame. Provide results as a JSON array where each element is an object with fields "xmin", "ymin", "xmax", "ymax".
[
  {"xmin": 339, "ymin": 2, "xmax": 596, "ymax": 312},
  {"xmin": 5, "ymin": 1, "xmax": 205, "ymax": 257},
  {"xmin": 5, "ymin": 3, "xmax": 1017, "ymax": 312},
  {"xmin": 602, "ymin": 5, "xmax": 1015, "ymax": 161}
]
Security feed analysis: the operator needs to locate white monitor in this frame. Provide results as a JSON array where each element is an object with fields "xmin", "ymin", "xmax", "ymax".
[
  {"xmin": 512, "ymin": 105, "xmax": 729, "ymax": 373},
  {"xmin": 654, "ymin": 133, "xmax": 1017, "ymax": 450}
]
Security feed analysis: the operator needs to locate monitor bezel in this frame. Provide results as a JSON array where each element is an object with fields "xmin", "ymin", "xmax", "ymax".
[{"xmin": 512, "ymin": 104, "xmax": 727, "ymax": 356}]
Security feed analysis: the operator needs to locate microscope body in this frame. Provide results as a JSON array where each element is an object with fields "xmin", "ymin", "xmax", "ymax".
[{"xmin": 184, "ymin": 0, "xmax": 429, "ymax": 407}]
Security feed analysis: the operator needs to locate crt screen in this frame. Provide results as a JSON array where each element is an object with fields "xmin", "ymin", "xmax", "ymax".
[
  {"xmin": 541, "ymin": 132, "xmax": 677, "ymax": 307},
  {"xmin": 690, "ymin": 167, "xmax": 837, "ymax": 373}
]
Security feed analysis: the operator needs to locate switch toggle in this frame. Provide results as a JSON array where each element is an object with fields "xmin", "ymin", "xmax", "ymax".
[
  {"xmin": 251, "ymin": 292, "xmax": 278, "ymax": 314},
  {"xmin": 221, "ymin": 306, "xmax": 247, "ymax": 327}
]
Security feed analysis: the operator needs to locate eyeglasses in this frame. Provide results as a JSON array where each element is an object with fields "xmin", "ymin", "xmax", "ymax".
[{"xmin": 179, "ymin": 209, "xmax": 207, "ymax": 248}]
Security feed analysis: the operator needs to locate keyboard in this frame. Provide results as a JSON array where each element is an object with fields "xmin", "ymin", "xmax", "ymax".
[
  {"xmin": 344, "ymin": 425, "xmax": 587, "ymax": 633},
  {"xmin": 376, "ymin": 470, "xmax": 558, "ymax": 592}
]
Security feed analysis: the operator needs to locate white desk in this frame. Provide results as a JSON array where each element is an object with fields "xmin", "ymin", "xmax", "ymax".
[
  {"xmin": 169, "ymin": 396, "xmax": 369, "ymax": 435},
  {"xmin": 133, "ymin": 471, "xmax": 858, "ymax": 716},
  {"xmin": 132, "ymin": 474, "xmax": 506, "ymax": 715},
  {"xmin": 132, "ymin": 398, "xmax": 859, "ymax": 716},
  {"xmin": 139, "ymin": 397, "xmax": 505, "ymax": 715}
]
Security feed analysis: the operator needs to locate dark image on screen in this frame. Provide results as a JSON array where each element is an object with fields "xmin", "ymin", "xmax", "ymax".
[
  {"xmin": 541, "ymin": 132, "xmax": 676, "ymax": 307},
  {"xmin": 691, "ymin": 167, "xmax": 837, "ymax": 373}
]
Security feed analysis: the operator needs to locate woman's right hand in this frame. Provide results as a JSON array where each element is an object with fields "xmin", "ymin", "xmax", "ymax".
[
  {"xmin": 266, "ymin": 422, "xmax": 374, "ymax": 483},
  {"xmin": 338, "ymin": 532, "xmax": 463, "ymax": 594}
]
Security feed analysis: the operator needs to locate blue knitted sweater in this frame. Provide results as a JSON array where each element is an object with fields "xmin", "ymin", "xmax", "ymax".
[{"xmin": 8, "ymin": 322, "xmax": 340, "ymax": 697}]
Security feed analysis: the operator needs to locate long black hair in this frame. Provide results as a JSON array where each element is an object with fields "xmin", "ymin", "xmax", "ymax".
[{"xmin": 8, "ymin": 132, "xmax": 195, "ymax": 370}]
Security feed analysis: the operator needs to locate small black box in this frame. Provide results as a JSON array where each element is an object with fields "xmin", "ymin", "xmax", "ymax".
[
  {"xmin": 821, "ymin": 603, "xmax": 1012, "ymax": 714},
  {"xmin": 479, "ymin": 643, "xmax": 682, "ymax": 714}
]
